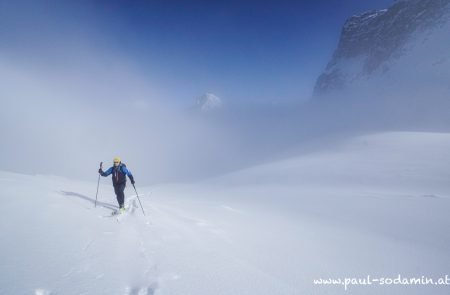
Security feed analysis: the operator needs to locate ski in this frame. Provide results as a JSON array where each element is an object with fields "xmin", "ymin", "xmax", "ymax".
[{"xmin": 113, "ymin": 206, "xmax": 131, "ymax": 222}]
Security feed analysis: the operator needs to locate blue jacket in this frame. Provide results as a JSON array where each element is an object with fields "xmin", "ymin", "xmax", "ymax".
[{"xmin": 101, "ymin": 163, "xmax": 134, "ymax": 186}]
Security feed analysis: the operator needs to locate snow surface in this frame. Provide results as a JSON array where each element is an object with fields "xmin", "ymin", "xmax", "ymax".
[{"xmin": 1, "ymin": 132, "xmax": 449, "ymax": 295}]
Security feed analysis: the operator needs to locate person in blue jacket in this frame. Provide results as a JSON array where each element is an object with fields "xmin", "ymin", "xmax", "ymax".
[{"xmin": 98, "ymin": 156, "xmax": 135, "ymax": 213}]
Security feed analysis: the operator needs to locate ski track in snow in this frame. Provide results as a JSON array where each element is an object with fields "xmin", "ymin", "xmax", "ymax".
[{"xmin": 1, "ymin": 132, "xmax": 450, "ymax": 294}]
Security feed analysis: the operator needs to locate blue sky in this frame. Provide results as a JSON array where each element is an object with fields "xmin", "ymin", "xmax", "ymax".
[{"xmin": 0, "ymin": 0, "xmax": 394, "ymax": 104}]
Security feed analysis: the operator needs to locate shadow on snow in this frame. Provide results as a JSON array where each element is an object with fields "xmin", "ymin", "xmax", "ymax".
[{"xmin": 60, "ymin": 190, "xmax": 118, "ymax": 211}]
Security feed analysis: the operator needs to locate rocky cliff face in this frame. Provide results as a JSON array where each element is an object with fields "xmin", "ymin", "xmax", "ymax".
[{"xmin": 313, "ymin": 0, "xmax": 450, "ymax": 98}]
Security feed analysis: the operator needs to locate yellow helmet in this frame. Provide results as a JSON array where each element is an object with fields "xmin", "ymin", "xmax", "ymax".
[{"xmin": 113, "ymin": 156, "xmax": 121, "ymax": 164}]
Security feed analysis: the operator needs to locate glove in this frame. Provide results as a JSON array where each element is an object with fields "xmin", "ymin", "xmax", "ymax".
[
  {"xmin": 98, "ymin": 168, "xmax": 103, "ymax": 174},
  {"xmin": 130, "ymin": 176, "xmax": 135, "ymax": 185}
]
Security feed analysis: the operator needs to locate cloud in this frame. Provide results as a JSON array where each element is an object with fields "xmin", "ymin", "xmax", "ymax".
[{"xmin": 0, "ymin": 49, "xmax": 235, "ymax": 184}]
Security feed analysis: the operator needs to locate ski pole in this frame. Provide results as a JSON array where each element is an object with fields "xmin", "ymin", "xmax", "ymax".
[
  {"xmin": 95, "ymin": 162, "xmax": 103, "ymax": 208},
  {"xmin": 132, "ymin": 183, "xmax": 146, "ymax": 216}
]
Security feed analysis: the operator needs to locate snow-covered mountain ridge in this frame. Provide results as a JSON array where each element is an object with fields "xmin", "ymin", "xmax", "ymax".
[
  {"xmin": 196, "ymin": 93, "xmax": 223, "ymax": 111},
  {"xmin": 314, "ymin": 0, "xmax": 450, "ymax": 98}
]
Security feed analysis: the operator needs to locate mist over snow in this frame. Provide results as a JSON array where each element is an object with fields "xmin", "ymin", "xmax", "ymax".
[
  {"xmin": 1, "ymin": 0, "xmax": 449, "ymax": 184},
  {"xmin": 0, "ymin": 53, "xmax": 238, "ymax": 184},
  {"xmin": 1, "ymin": 0, "xmax": 450, "ymax": 294}
]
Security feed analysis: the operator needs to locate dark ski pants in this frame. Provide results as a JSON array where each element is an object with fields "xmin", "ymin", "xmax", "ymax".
[{"xmin": 113, "ymin": 183, "xmax": 126, "ymax": 208}]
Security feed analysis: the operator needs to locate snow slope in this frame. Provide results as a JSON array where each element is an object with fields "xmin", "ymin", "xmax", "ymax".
[{"xmin": 1, "ymin": 132, "xmax": 450, "ymax": 295}]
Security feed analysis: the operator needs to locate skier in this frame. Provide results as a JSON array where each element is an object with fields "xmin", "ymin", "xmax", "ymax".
[{"xmin": 98, "ymin": 157, "xmax": 135, "ymax": 213}]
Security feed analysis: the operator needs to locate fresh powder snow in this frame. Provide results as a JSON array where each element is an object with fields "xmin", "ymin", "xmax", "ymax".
[{"xmin": 1, "ymin": 132, "xmax": 449, "ymax": 295}]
